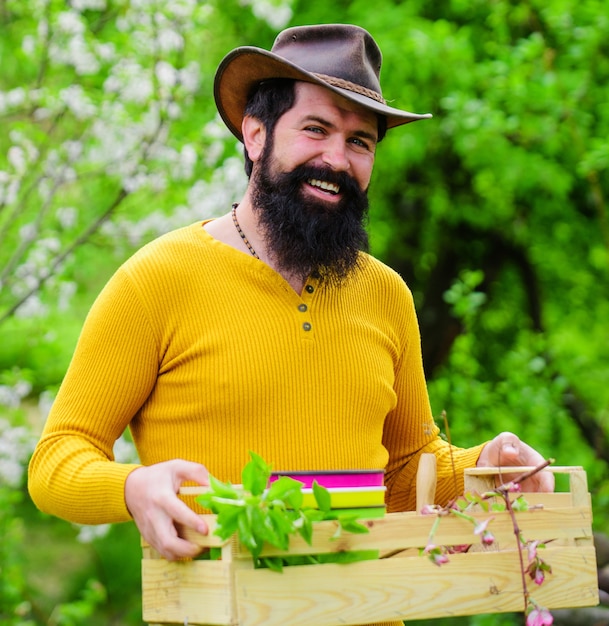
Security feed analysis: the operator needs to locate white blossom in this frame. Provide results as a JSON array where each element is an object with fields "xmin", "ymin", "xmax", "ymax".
[
  {"xmin": 38, "ymin": 390, "xmax": 56, "ymax": 422},
  {"xmin": 4, "ymin": 87, "xmax": 27, "ymax": 109},
  {"xmin": 8, "ymin": 146, "xmax": 27, "ymax": 174},
  {"xmin": 22, "ymin": 34, "xmax": 37, "ymax": 56},
  {"xmin": 13, "ymin": 264, "xmax": 40, "ymax": 292},
  {"xmin": 94, "ymin": 41, "xmax": 116, "ymax": 62},
  {"xmin": 60, "ymin": 85, "xmax": 97, "ymax": 120},
  {"xmin": 104, "ymin": 59, "xmax": 153, "ymax": 103},
  {"xmin": 8, "ymin": 131, "xmax": 39, "ymax": 164},
  {"xmin": 122, "ymin": 169, "xmax": 150, "ymax": 193},
  {"xmin": 203, "ymin": 116, "xmax": 236, "ymax": 167},
  {"xmin": 37, "ymin": 177, "xmax": 53, "ymax": 202},
  {"xmin": 187, "ymin": 156, "xmax": 247, "ymax": 218},
  {"xmin": 155, "ymin": 61, "xmax": 178, "ymax": 88},
  {"xmin": 157, "ymin": 27, "xmax": 184, "ymax": 53},
  {"xmin": 56, "ymin": 11, "xmax": 86, "ymax": 36},
  {"xmin": 70, "ymin": 40, "xmax": 101, "ymax": 76},
  {"xmin": 37, "ymin": 17, "xmax": 49, "ymax": 41},
  {"xmin": 172, "ymin": 144, "xmax": 197, "ymax": 180},
  {"xmin": 48, "ymin": 12, "xmax": 101, "ymax": 75},
  {"xmin": 71, "ymin": 0, "xmax": 107, "ymax": 10},
  {"xmin": 75, "ymin": 524, "xmax": 112, "ymax": 543},
  {"xmin": 38, "ymin": 237, "xmax": 62, "ymax": 254},
  {"xmin": 0, "ymin": 417, "xmax": 36, "ymax": 488},
  {"xmin": 63, "ymin": 140, "xmax": 84, "ymax": 163},
  {"xmin": 166, "ymin": 101, "xmax": 181, "ymax": 119},
  {"xmin": 240, "ymin": 0, "xmax": 293, "ymax": 30},
  {"xmin": 57, "ymin": 206, "xmax": 78, "ymax": 229},
  {"xmin": 14, "ymin": 293, "xmax": 48, "ymax": 319},
  {"xmin": 114, "ymin": 435, "xmax": 139, "ymax": 463},
  {"xmin": 33, "ymin": 107, "xmax": 52, "ymax": 121},
  {"xmin": 0, "ymin": 388, "xmax": 20, "ymax": 410},
  {"xmin": 1, "ymin": 178, "xmax": 19, "ymax": 205},
  {"xmin": 179, "ymin": 61, "xmax": 200, "ymax": 95},
  {"xmin": 164, "ymin": 0, "xmax": 199, "ymax": 20},
  {"xmin": 57, "ymin": 281, "xmax": 77, "ymax": 311},
  {"xmin": 16, "ymin": 381, "xmax": 33, "ymax": 400},
  {"xmin": 19, "ymin": 223, "xmax": 37, "ymax": 243}
]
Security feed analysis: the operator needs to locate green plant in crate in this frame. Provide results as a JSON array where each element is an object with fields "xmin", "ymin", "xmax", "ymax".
[{"xmin": 196, "ymin": 452, "xmax": 376, "ymax": 572}]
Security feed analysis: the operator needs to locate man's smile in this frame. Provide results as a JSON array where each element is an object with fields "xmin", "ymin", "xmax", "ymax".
[{"xmin": 307, "ymin": 178, "xmax": 340, "ymax": 195}]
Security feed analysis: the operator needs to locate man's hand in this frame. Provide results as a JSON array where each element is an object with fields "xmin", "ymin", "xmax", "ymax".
[
  {"xmin": 125, "ymin": 459, "xmax": 210, "ymax": 560},
  {"xmin": 477, "ymin": 431, "xmax": 555, "ymax": 492}
]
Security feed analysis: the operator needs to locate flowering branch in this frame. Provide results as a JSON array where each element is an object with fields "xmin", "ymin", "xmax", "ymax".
[{"xmin": 421, "ymin": 458, "xmax": 556, "ymax": 625}]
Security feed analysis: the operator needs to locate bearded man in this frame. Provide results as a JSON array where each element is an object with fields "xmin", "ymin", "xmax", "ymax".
[{"xmin": 29, "ymin": 24, "xmax": 552, "ymax": 600}]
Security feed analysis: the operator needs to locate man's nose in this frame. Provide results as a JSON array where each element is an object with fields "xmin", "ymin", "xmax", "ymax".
[{"xmin": 321, "ymin": 137, "xmax": 350, "ymax": 171}]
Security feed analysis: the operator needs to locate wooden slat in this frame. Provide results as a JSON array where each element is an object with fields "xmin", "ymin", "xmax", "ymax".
[
  {"xmin": 142, "ymin": 560, "xmax": 235, "ymax": 625},
  {"xmin": 234, "ymin": 546, "xmax": 598, "ymax": 626},
  {"xmin": 465, "ymin": 466, "xmax": 583, "ymax": 475},
  {"xmin": 207, "ymin": 506, "xmax": 593, "ymax": 559},
  {"xmin": 415, "ymin": 453, "xmax": 437, "ymax": 511}
]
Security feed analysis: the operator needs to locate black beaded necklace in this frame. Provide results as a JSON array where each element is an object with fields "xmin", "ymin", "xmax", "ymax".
[{"xmin": 231, "ymin": 203, "xmax": 259, "ymax": 259}]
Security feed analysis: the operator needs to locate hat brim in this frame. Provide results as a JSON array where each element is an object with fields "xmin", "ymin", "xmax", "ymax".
[{"xmin": 214, "ymin": 46, "xmax": 432, "ymax": 142}]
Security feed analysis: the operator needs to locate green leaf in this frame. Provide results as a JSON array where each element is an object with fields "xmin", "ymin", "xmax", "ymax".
[
  {"xmin": 242, "ymin": 451, "xmax": 271, "ymax": 496},
  {"xmin": 312, "ymin": 481, "xmax": 332, "ymax": 512},
  {"xmin": 237, "ymin": 510, "xmax": 260, "ymax": 556},
  {"xmin": 260, "ymin": 556, "xmax": 283, "ymax": 572},
  {"xmin": 511, "ymin": 496, "xmax": 530, "ymax": 512},
  {"xmin": 196, "ymin": 475, "xmax": 241, "ymax": 512},
  {"xmin": 266, "ymin": 476, "xmax": 304, "ymax": 508},
  {"xmin": 337, "ymin": 518, "xmax": 370, "ymax": 535},
  {"xmin": 209, "ymin": 547, "xmax": 222, "ymax": 561},
  {"xmin": 455, "ymin": 497, "xmax": 469, "ymax": 510},
  {"xmin": 248, "ymin": 505, "xmax": 282, "ymax": 549},
  {"xmin": 268, "ymin": 507, "xmax": 296, "ymax": 540},
  {"xmin": 209, "ymin": 475, "xmax": 240, "ymax": 499},
  {"xmin": 316, "ymin": 549, "xmax": 379, "ymax": 564},
  {"xmin": 303, "ymin": 508, "xmax": 326, "ymax": 523},
  {"xmin": 296, "ymin": 511, "xmax": 313, "ymax": 545},
  {"xmin": 214, "ymin": 505, "xmax": 242, "ymax": 540}
]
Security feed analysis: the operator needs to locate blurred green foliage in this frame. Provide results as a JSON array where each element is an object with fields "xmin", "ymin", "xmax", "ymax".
[{"xmin": 1, "ymin": 0, "xmax": 607, "ymax": 624}]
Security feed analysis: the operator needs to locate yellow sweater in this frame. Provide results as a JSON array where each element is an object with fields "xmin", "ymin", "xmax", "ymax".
[{"xmin": 29, "ymin": 221, "xmax": 483, "ymax": 524}]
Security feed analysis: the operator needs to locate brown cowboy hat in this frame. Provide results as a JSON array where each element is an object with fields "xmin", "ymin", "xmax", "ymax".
[{"xmin": 214, "ymin": 23, "xmax": 432, "ymax": 142}]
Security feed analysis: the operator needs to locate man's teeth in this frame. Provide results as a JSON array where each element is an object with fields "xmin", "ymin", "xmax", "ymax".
[{"xmin": 308, "ymin": 178, "xmax": 340, "ymax": 194}]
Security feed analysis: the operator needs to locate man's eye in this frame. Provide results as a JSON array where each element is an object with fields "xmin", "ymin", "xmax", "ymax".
[
  {"xmin": 305, "ymin": 126, "xmax": 325, "ymax": 134},
  {"xmin": 350, "ymin": 137, "xmax": 371, "ymax": 151}
]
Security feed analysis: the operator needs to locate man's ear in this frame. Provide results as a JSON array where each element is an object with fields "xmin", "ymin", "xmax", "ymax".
[{"xmin": 242, "ymin": 115, "xmax": 266, "ymax": 163}]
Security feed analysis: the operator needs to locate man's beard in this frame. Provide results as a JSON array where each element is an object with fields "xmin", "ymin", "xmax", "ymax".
[{"xmin": 250, "ymin": 148, "xmax": 370, "ymax": 288}]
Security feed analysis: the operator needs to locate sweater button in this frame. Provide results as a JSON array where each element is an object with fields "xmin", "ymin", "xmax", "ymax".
[
  {"xmin": 298, "ymin": 304, "xmax": 308, "ymax": 312},
  {"xmin": 305, "ymin": 285, "xmax": 314, "ymax": 293},
  {"xmin": 302, "ymin": 322, "xmax": 312, "ymax": 331}
]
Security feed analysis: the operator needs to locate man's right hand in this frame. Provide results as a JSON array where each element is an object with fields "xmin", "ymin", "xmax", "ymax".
[{"xmin": 124, "ymin": 459, "xmax": 210, "ymax": 560}]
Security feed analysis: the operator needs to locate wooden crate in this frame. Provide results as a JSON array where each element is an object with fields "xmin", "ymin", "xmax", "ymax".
[{"xmin": 142, "ymin": 465, "xmax": 598, "ymax": 625}]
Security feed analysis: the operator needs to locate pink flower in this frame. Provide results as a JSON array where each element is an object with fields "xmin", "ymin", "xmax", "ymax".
[
  {"xmin": 424, "ymin": 544, "xmax": 449, "ymax": 566},
  {"xmin": 420, "ymin": 504, "xmax": 439, "ymax": 515},
  {"xmin": 473, "ymin": 517, "xmax": 495, "ymax": 546},
  {"xmin": 527, "ymin": 556, "xmax": 551, "ymax": 585},
  {"xmin": 481, "ymin": 530, "xmax": 495, "ymax": 545},
  {"xmin": 526, "ymin": 607, "xmax": 553, "ymax": 625},
  {"xmin": 447, "ymin": 544, "xmax": 470, "ymax": 554},
  {"xmin": 473, "ymin": 517, "xmax": 493, "ymax": 535},
  {"xmin": 527, "ymin": 540, "xmax": 541, "ymax": 563}
]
